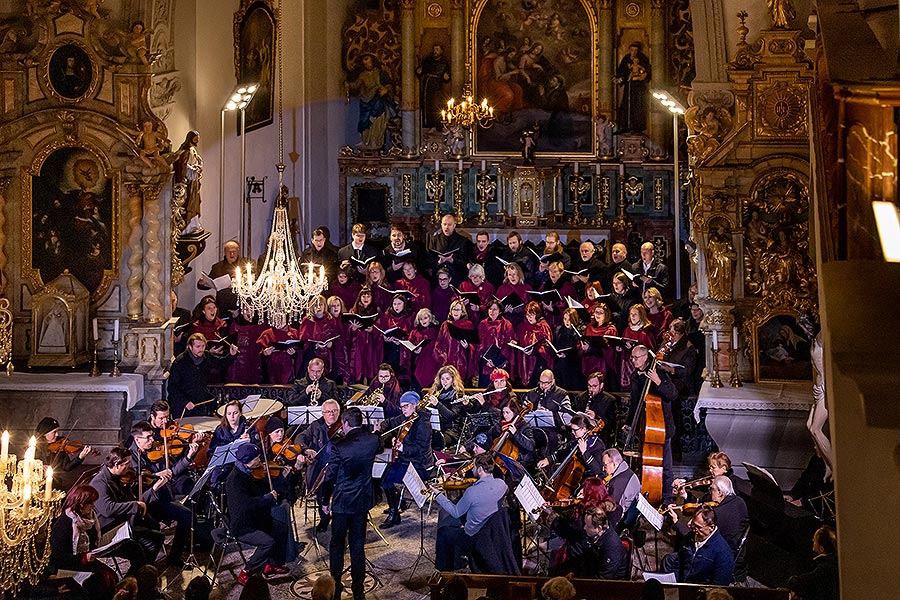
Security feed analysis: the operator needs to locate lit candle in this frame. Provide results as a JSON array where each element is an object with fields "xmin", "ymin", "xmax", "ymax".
[
  {"xmin": 1, "ymin": 431, "xmax": 8, "ymax": 464},
  {"xmin": 712, "ymin": 330, "xmax": 719, "ymax": 350},
  {"xmin": 246, "ymin": 264, "xmax": 253, "ymax": 286},
  {"xmin": 28, "ymin": 436, "xmax": 36, "ymax": 452},
  {"xmin": 434, "ymin": 159, "xmax": 440, "ymax": 171},
  {"xmin": 44, "ymin": 467, "xmax": 52, "ymax": 503},
  {"xmin": 574, "ymin": 162, "xmax": 579, "ymax": 174},
  {"xmin": 732, "ymin": 327, "xmax": 739, "ymax": 349},
  {"xmin": 22, "ymin": 483, "xmax": 31, "ymax": 518},
  {"xmin": 481, "ymin": 160, "xmax": 486, "ymax": 171},
  {"xmin": 235, "ymin": 268, "xmax": 241, "ymax": 288},
  {"xmin": 113, "ymin": 319, "xmax": 119, "ymax": 342},
  {"xmin": 319, "ymin": 266, "xmax": 325, "ymax": 282},
  {"xmin": 92, "ymin": 318, "xmax": 98, "ymax": 341},
  {"xmin": 458, "ymin": 159, "xmax": 463, "ymax": 171}
]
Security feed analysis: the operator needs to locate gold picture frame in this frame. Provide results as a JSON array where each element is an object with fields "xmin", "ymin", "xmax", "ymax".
[{"xmin": 42, "ymin": 39, "xmax": 100, "ymax": 103}]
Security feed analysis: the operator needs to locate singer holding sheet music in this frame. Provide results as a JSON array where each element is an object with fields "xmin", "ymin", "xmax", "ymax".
[
  {"xmin": 338, "ymin": 223, "xmax": 379, "ymax": 283},
  {"xmin": 298, "ymin": 295, "xmax": 344, "ymax": 379},
  {"xmin": 476, "ymin": 300, "xmax": 515, "ymax": 387},
  {"xmin": 433, "ymin": 299, "xmax": 476, "ymax": 382},
  {"xmin": 631, "ymin": 241, "xmax": 669, "ymax": 295},
  {"xmin": 511, "ymin": 302, "xmax": 553, "ymax": 387},
  {"xmin": 427, "ymin": 214, "xmax": 472, "ymax": 284},
  {"xmin": 258, "ymin": 320, "xmax": 302, "ymax": 384}
]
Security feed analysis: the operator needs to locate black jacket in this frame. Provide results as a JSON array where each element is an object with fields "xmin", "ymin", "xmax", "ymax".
[
  {"xmin": 381, "ymin": 410, "xmax": 435, "ymax": 471},
  {"xmin": 789, "ymin": 553, "xmax": 839, "ymax": 600},
  {"xmin": 49, "ymin": 512, "xmax": 99, "ymax": 572},
  {"xmin": 225, "ymin": 466, "xmax": 276, "ymax": 536},
  {"xmin": 523, "ymin": 384, "xmax": 573, "ymax": 430},
  {"xmin": 563, "ymin": 526, "xmax": 629, "ymax": 580},
  {"xmin": 574, "ymin": 390, "xmax": 618, "ymax": 449},
  {"xmin": 325, "ymin": 427, "xmax": 380, "ymax": 514},
  {"xmin": 630, "ymin": 257, "xmax": 669, "ymax": 294},
  {"xmin": 167, "ymin": 350, "xmax": 217, "ymax": 417},
  {"xmin": 90, "ymin": 466, "xmax": 148, "ymax": 531},
  {"xmin": 426, "ymin": 231, "xmax": 473, "ymax": 284},
  {"xmin": 628, "ymin": 365, "xmax": 678, "ymax": 439},
  {"xmin": 289, "ymin": 376, "xmax": 339, "ymax": 406}
]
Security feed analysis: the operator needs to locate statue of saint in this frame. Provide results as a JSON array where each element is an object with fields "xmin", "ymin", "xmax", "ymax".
[
  {"xmin": 520, "ymin": 123, "xmax": 539, "ymax": 166},
  {"xmin": 416, "ymin": 44, "xmax": 450, "ymax": 130},
  {"xmin": 38, "ymin": 300, "xmax": 68, "ymax": 354},
  {"xmin": 615, "ymin": 42, "xmax": 651, "ymax": 134},
  {"xmin": 706, "ymin": 227, "xmax": 736, "ymax": 302},
  {"xmin": 767, "ymin": 0, "xmax": 796, "ymax": 28},
  {"xmin": 173, "ymin": 130, "xmax": 203, "ymax": 234},
  {"xmin": 346, "ymin": 54, "xmax": 393, "ymax": 151}
]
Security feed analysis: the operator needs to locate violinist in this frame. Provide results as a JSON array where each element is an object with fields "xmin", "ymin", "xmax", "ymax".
[
  {"xmin": 536, "ymin": 414, "xmax": 605, "ymax": 479},
  {"xmin": 299, "ymin": 399, "xmax": 342, "ymax": 533},
  {"xmin": 487, "ymin": 399, "xmax": 536, "ymax": 472},
  {"xmin": 600, "ymin": 448, "xmax": 641, "ymax": 522},
  {"xmin": 379, "ymin": 392, "xmax": 435, "ymax": 528},
  {"xmin": 262, "ymin": 417, "xmax": 303, "ymax": 563},
  {"xmin": 226, "ymin": 443, "xmax": 289, "ymax": 586},
  {"xmin": 626, "ymin": 344, "xmax": 678, "ymax": 505},
  {"xmin": 34, "ymin": 416, "xmax": 94, "ymax": 472},
  {"xmin": 289, "ymin": 357, "xmax": 338, "ymax": 407},
  {"xmin": 666, "ymin": 476, "xmax": 748, "ymax": 554},
  {"xmin": 130, "ymin": 421, "xmax": 197, "ymax": 567},
  {"xmin": 146, "ymin": 400, "xmax": 204, "ymax": 495},
  {"xmin": 89, "ymin": 447, "xmax": 164, "ymax": 575},
  {"xmin": 573, "ymin": 372, "xmax": 617, "ymax": 450}
]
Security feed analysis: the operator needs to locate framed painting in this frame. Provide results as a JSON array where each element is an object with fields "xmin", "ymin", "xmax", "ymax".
[
  {"xmin": 22, "ymin": 145, "xmax": 119, "ymax": 300},
  {"xmin": 753, "ymin": 310, "xmax": 813, "ymax": 382},
  {"xmin": 234, "ymin": 0, "xmax": 276, "ymax": 133},
  {"xmin": 471, "ymin": 0, "xmax": 597, "ymax": 157},
  {"xmin": 45, "ymin": 41, "xmax": 97, "ymax": 102}
]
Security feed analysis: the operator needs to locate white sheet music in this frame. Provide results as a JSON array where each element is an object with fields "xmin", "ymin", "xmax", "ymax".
[
  {"xmin": 636, "ymin": 493, "xmax": 665, "ymax": 531},
  {"xmin": 642, "ymin": 572, "xmax": 677, "ymax": 583},
  {"xmin": 514, "ymin": 474, "xmax": 546, "ymax": 522},
  {"xmin": 526, "ymin": 409, "xmax": 555, "ymax": 428},
  {"xmin": 54, "ymin": 570, "xmax": 92, "ymax": 585},
  {"xmin": 402, "ymin": 462, "xmax": 429, "ymax": 509},
  {"xmin": 372, "ymin": 450, "xmax": 392, "ymax": 478},
  {"xmin": 93, "ymin": 521, "xmax": 131, "ymax": 556}
]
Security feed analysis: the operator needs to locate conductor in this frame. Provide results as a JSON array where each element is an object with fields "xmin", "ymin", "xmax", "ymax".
[{"xmin": 323, "ymin": 406, "xmax": 380, "ymax": 600}]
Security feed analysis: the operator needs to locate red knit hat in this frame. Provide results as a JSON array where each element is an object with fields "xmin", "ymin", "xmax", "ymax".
[{"xmin": 490, "ymin": 368, "xmax": 510, "ymax": 381}]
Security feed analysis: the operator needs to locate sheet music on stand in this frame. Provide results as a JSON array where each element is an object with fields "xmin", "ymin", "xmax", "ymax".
[
  {"xmin": 636, "ymin": 493, "xmax": 665, "ymax": 531},
  {"xmin": 287, "ymin": 405, "xmax": 323, "ymax": 426},
  {"xmin": 642, "ymin": 572, "xmax": 677, "ymax": 583},
  {"xmin": 427, "ymin": 407, "xmax": 442, "ymax": 431},
  {"xmin": 514, "ymin": 474, "xmax": 546, "ymax": 522},
  {"xmin": 358, "ymin": 406, "xmax": 384, "ymax": 427},
  {"xmin": 525, "ymin": 409, "xmax": 555, "ymax": 429},
  {"xmin": 402, "ymin": 462, "xmax": 429, "ymax": 509},
  {"xmin": 185, "ymin": 438, "xmax": 248, "ymax": 502},
  {"xmin": 372, "ymin": 449, "xmax": 392, "ymax": 478},
  {"xmin": 93, "ymin": 521, "xmax": 132, "ymax": 557}
]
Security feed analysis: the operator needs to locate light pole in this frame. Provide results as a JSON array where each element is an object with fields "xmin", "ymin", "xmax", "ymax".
[
  {"xmin": 652, "ymin": 90, "xmax": 686, "ymax": 299},
  {"xmin": 219, "ymin": 83, "xmax": 258, "ymax": 254}
]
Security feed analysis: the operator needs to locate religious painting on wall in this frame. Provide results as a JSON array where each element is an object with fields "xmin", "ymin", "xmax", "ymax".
[
  {"xmin": 24, "ymin": 146, "xmax": 117, "ymax": 299},
  {"xmin": 234, "ymin": 0, "xmax": 275, "ymax": 133},
  {"xmin": 754, "ymin": 312, "xmax": 813, "ymax": 382},
  {"xmin": 471, "ymin": 0, "xmax": 596, "ymax": 156},
  {"xmin": 47, "ymin": 42, "xmax": 94, "ymax": 101}
]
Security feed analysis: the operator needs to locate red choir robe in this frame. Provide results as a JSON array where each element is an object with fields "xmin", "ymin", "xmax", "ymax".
[
  {"xmin": 298, "ymin": 313, "xmax": 345, "ymax": 376},
  {"xmin": 329, "ymin": 279, "xmax": 361, "ymax": 311},
  {"xmin": 348, "ymin": 307, "xmax": 383, "ymax": 384},
  {"xmin": 330, "ymin": 318, "xmax": 352, "ymax": 384},
  {"xmin": 431, "ymin": 286, "xmax": 455, "ymax": 323},
  {"xmin": 370, "ymin": 284, "xmax": 393, "ymax": 313},
  {"xmin": 459, "ymin": 280, "xmax": 497, "ymax": 326},
  {"xmin": 409, "ymin": 325, "xmax": 440, "ymax": 389},
  {"xmin": 512, "ymin": 318, "xmax": 554, "ymax": 387},
  {"xmin": 538, "ymin": 279, "xmax": 576, "ymax": 329},
  {"xmin": 227, "ymin": 317, "xmax": 267, "ymax": 384},
  {"xmin": 581, "ymin": 322, "xmax": 619, "ymax": 388},
  {"xmin": 376, "ymin": 309, "xmax": 415, "ymax": 380},
  {"xmin": 257, "ymin": 326, "xmax": 301, "ymax": 384},
  {"xmin": 476, "ymin": 316, "xmax": 515, "ymax": 379},
  {"xmin": 433, "ymin": 318, "xmax": 476, "ymax": 381},
  {"xmin": 495, "ymin": 281, "xmax": 533, "ymax": 328},
  {"xmin": 647, "ymin": 307, "xmax": 673, "ymax": 343},
  {"xmin": 620, "ymin": 325, "xmax": 657, "ymax": 389},
  {"xmin": 397, "ymin": 275, "xmax": 432, "ymax": 313}
]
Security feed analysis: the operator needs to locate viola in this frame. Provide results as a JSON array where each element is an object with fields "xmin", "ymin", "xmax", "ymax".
[
  {"xmin": 47, "ymin": 437, "xmax": 101, "ymax": 457},
  {"xmin": 271, "ymin": 441, "xmax": 303, "ymax": 463},
  {"xmin": 161, "ymin": 421, "xmax": 206, "ymax": 442},
  {"xmin": 327, "ymin": 419, "xmax": 344, "ymax": 440},
  {"xmin": 390, "ymin": 414, "xmax": 419, "ymax": 463},
  {"xmin": 120, "ymin": 468, "xmax": 158, "ymax": 489},
  {"xmin": 658, "ymin": 500, "xmax": 719, "ymax": 516}
]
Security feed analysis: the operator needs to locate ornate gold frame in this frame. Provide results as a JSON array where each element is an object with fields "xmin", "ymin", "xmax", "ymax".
[
  {"xmin": 41, "ymin": 38, "xmax": 101, "ymax": 104},
  {"xmin": 21, "ymin": 141, "xmax": 120, "ymax": 302},
  {"xmin": 746, "ymin": 299, "xmax": 816, "ymax": 383},
  {"xmin": 233, "ymin": 0, "xmax": 277, "ymax": 133}
]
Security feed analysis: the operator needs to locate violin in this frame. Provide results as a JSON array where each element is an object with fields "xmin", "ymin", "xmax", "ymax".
[
  {"xmin": 146, "ymin": 438, "xmax": 187, "ymax": 462},
  {"xmin": 389, "ymin": 414, "xmax": 419, "ymax": 463},
  {"xmin": 673, "ymin": 475, "xmax": 714, "ymax": 494},
  {"xmin": 251, "ymin": 461, "xmax": 284, "ymax": 480},
  {"xmin": 160, "ymin": 421, "xmax": 206, "ymax": 442},
  {"xmin": 47, "ymin": 437, "xmax": 101, "ymax": 457},
  {"xmin": 658, "ymin": 500, "xmax": 719, "ymax": 516},
  {"xmin": 271, "ymin": 441, "xmax": 303, "ymax": 463},
  {"xmin": 327, "ymin": 419, "xmax": 344, "ymax": 440},
  {"xmin": 120, "ymin": 468, "xmax": 159, "ymax": 489}
]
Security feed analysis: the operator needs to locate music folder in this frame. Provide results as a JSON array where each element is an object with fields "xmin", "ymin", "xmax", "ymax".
[
  {"xmin": 447, "ymin": 323, "xmax": 479, "ymax": 344},
  {"xmin": 272, "ymin": 339, "xmax": 304, "ymax": 351},
  {"xmin": 341, "ymin": 313, "xmax": 378, "ymax": 328},
  {"xmin": 452, "ymin": 286, "xmax": 482, "ymax": 305},
  {"xmin": 526, "ymin": 289, "xmax": 562, "ymax": 304},
  {"xmin": 498, "ymin": 293, "xmax": 525, "ymax": 310},
  {"xmin": 481, "ymin": 343, "xmax": 507, "ymax": 365},
  {"xmin": 398, "ymin": 338, "xmax": 428, "ymax": 352},
  {"xmin": 375, "ymin": 325, "xmax": 409, "ymax": 340}
]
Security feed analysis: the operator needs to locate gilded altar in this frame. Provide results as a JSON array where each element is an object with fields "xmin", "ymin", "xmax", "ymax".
[{"xmin": 497, "ymin": 161, "xmax": 561, "ymax": 227}]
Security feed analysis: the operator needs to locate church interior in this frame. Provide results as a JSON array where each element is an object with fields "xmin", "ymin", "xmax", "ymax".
[{"xmin": 0, "ymin": 0, "xmax": 897, "ymax": 598}]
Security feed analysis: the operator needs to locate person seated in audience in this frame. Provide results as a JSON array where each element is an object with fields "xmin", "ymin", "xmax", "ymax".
[
  {"xmin": 581, "ymin": 303, "xmax": 619, "ymax": 389},
  {"xmin": 184, "ymin": 575, "xmax": 212, "ymax": 600},
  {"xmin": 377, "ymin": 293, "xmax": 415, "ymax": 385},
  {"xmin": 290, "ymin": 357, "xmax": 339, "ymax": 407},
  {"xmin": 135, "ymin": 565, "xmax": 166, "ymax": 600},
  {"xmin": 226, "ymin": 443, "xmax": 290, "ymax": 585},
  {"xmin": 299, "ymin": 227, "xmax": 339, "ymax": 280},
  {"xmin": 311, "ymin": 574, "xmax": 337, "ymax": 600},
  {"xmin": 496, "ymin": 262, "xmax": 533, "ymax": 328},
  {"xmin": 365, "ymin": 261, "xmax": 392, "ymax": 312},
  {"xmin": 601, "ymin": 448, "xmax": 641, "ymax": 520},
  {"xmin": 476, "ymin": 299, "xmax": 515, "ymax": 387},
  {"xmin": 661, "ymin": 505, "xmax": 735, "ymax": 585},
  {"xmin": 573, "ymin": 372, "xmax": 618, "ymax": 450},
  {"xmin": 631, "ymin": 241, "xmax": 669, "ymax": 295},
  {"xmin": 788, "ymin": 525, "xmax": 839, "ymax": 600},
  {"xmin": 434, "ymin": 299, "xmax": 476, "ymax": 383},
  {"xmin": 501, "ymin": 231, "xmax": 538, "ymax": 287},
  {"xmin": 338, "ymin": 223, "xmax": 379, "ymax": 283},
  {"xmin": 330, "ymin": 265, "xmax": 362, "ymax": 310},
  {"xmin": 643, "ymin": 287, "xmax": 673, "ymax": 342},
  {"xmin": 361, "ymin": 363, "xmax": 403, "ymax": 419},
  {"xmin": 552, "ymin": 307, "xmax": 584, "ymax": 391},
  {"xmin": 227, "ymin": 305, "xmax": 266, "ymax": 384},
  {"xmin": 620, "ymin": 304, "xmax": 657, "ymax": 390},
  {"xmin": 409, "ymin": 308, "xmax": 441, "ymax": 392},
  {"xmin": 540, "ymin": 576, "xmax": 576, "ymax": 600},
  {"xmin": 384, "ymin": 224, "xmax": 421, "ymax": 283},
  {"xmin": 34, "ymin": 416, "xmax": 93, "ymax": 472},
  {"xmin": 396, "ymin": 260, "xmax": 431, "ymax": 312},
  {"xmin": 470, "ymin": 230, "xmax": 504, "ymax": 287},
  {"xmin": 299, "ymin": 399, "xmax": 343, "ymax": 533},
  {"xmin": 167, "ymin": 332, "xmax": 236, "ymax": 417},
  {"xmin": 258, "ymin": 319, "xmax": 301, "ymax": 384},
  {"xmin": 427, "ymin": 213, "xmax": 473, "ymax": 284},
  {"xmin": 298, "ymin": 295, "xmax": 344, "ymax": 380},
  {"xmin": 459, "ymin": 263, "xmax": 496, "ymax": 325},
  {"xmin": 535, "ymin": 231, "xmax": 571, "ymax": 287},
  {"xmin": 431, "ymin": 267, "xmax": 456, "ymax": 322},
  {"xmin": 49, "ymin": 484, "xmax": 118, "ymax": 599},
  {"xmin": 512, "ymin": 302, "xmax": 553, "ymax": 387},
  {"xmin": 347, "ymin": 286, "xmax": 382, "ymax": 384}
]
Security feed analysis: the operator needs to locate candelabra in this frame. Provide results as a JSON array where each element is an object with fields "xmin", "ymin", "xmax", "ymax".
[
  {"xmin": 593, "ymin": 174, "xmax": 610, "ymax": 227},
  {"xmin": 710, "ymin": 348, "xmax": 724, "ymax": 388},
  {"xmin": 476, "ymin": 168, "xmax": 496, "ymax": 225},
  {"xmin": 0, "ymin": 433, "xmax": 65, "ymax": 593},
  {"xmin": 453, "ymin": 165, "xmax": 465, "ymax": 223},
  {"xmin": 728, "ymin": 348, "xmax": 743, "ymax": 387},
  {"xmin": 89, "ymin": 338, "xmax": 100, "ymax": 377},
  {"xmin": 110, "ymin": 339, "xmax": 121, "ymax": 377},
  {"xmin": 612, "ymin": 171, "xmax": 630, "ymax": 231},
  {"xmin": 441, "ymin": 84, "xmax": 495, "ymax": 130},
  {"xmin": 426, "ymin": 167, "xmax": 446, "ymax": 224},
  {"xmin": 568, "ymin": 171, "xmax": 590, "ymax": 225}
]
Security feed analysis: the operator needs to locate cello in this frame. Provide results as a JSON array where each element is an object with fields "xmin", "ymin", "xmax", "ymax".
[
  {"xmin": 491, "ymin": 401, "xmax": 533, "ymax": 462},
  {"xmin": 623, "ymin": 352, "xmax": 666, "ymax": 506},
  {"xmin": 541, "ymin": 419, "xmax": 604, "ymax": 507}
]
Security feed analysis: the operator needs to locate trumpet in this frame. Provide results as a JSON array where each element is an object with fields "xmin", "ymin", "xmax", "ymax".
[{"xmin": 309, "ymin": 380, "xmax": 320, "ymax": 406}]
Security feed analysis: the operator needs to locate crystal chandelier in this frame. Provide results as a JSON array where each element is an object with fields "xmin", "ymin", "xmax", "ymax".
[
  {"xmin": 231, "ymin": 0, "xmax": 327, "ymax": 328},
  {"xmin": 0, "ymin": 433, "xmax": 64, "ymax": 593},
  {"xmin": 441, "ymin": 83, "xmax": 495, "ymax": 129}
]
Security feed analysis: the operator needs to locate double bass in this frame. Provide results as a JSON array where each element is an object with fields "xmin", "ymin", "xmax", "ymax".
[{"xmin": 623, "ymin": 353, "xmax": 666, "ymax": 506}]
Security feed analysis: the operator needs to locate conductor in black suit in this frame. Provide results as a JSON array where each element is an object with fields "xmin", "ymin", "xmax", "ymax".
[{"xmin": 324, "ymin": 407, "xmax": 380, "ymax": 600}]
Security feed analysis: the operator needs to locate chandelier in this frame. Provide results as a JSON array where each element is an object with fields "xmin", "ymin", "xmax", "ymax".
[
  {"xmin": 0, "ymin": 433, "xmax": 64, "ymax": 593},
  {"xmin": 441, "ymin": 84, "xmax": 495, "ymax": 129},
  {"xmin": 231, "ymin": 0, "xmax": 327, "ymax": 328}
]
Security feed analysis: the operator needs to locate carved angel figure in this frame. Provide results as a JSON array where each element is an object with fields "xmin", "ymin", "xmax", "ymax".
[{"xmin": 767, "ymin": 0, "xmax": 796, "ymax": 28}]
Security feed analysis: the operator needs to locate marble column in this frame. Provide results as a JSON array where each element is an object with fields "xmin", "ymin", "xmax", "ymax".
[
  {"xmin": 650, "ymin": 0, "xmax": 668, "ymax": 156},
  {"xmin": 450, "ymin": 0, "xmax": 465, "ymax": 98},
  {"xmin": 400, "ymin": 0, "xmax": 416, "ymax": 150},
  {"xmin": 124, "ymin": 183, "xmax": 144, "ymax": 320},
  {"xmin": 142, "ymin": 184, "xmax": 165, "ymax": 323},
  {"xmin": 598, "ymin": 0, "xmax": 614, "ymax": 116}
]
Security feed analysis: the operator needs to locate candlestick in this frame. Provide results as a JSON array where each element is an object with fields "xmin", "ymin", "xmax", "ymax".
[
  {"xmin": 110, "ymin": 339, "xmax": 121, "ymax": 377},
  {"xmin": 89, "ymin": 335, "xmax": 101, "ymax": 377},
  {"xmin": 568, "ymin": 171, "xmax": 589, "ymax": 226},
  {"xmin": 92, "ymin": 318, "xmax": 98, "ymax": 341},
  {"xmin": 113, "ymin": 319, "xmax": 119, "ymax": 342},
  {"xmin": 710, "ymin": 348, "xmax": 724, "ymax": 388},
  {"xmin": 1, "ymin": 430, "xmax": 7, "ymax": 464},
  {"xmin": 728, "ymin": 348, "xmax": 743, "ymax": 388},
  {"xmin": 44, "ymin": 467, "xmax": 52, "ymax": 502},
  {"xmin": 712, "ymin": 330, "xmax": 718, "ymax": 350},
  {"xmin": 476, "ymin": 168, "xmax": 497, "ymax": 225}
]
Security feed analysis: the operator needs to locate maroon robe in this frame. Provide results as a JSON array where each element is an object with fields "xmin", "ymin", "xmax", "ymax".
[
  {"xmin": 371, "ymin": 284, "xmax": 393, "ymax": 313},
  {"xmin": 298, "ymin": 314, "xmax": 344, "ymax": 376},
  {"xmin": 433, "ymin": 318, "xmax": 476, "ymax": 381},
  {"xmin": 348, "ymin": 307, "xmax": 383, "ymax": 384},
  {"xmin": 647, "ymin": 307, "xmax": 673, "ymax": 343},
  {"xmin": 398, "ymin": 275, "xmax": 432, "ymax": 313},
  {"xmin": 330, "ymin": 279, "xmax": 361, "ymax": 311},
  {"xmin": 476, "ymin": 317, "xmax": 515, "ymax": 378},
  {"xmin": 330, "ymin": 318, "xmax": 352, "ymax": 384},
  {"xmin": 227, "ymin": 318, "xmax": 267, "ymax": 384},
  {"xmin": 582, "ymin": 322, "xmax": 619, "ymax": 388},
  {"xmin": 431, "ymin": 286, "xmax": 455, "ymax": 323},
  {"xmin": 459, "ymin": 280, "xmax": 497, "ymax": 326},
  {"xmin": 512, "ymin": 319, "xmax": 554, "ymax": 386},
  {"xmin": 409, "ymin": 325, "xmax": 440, "ymax": 389},
  {"xmin": 538, "ymin": 279, "xmax": 576, "ymax": 329},
  {"xmin": 495, "ymin": 281, "xmax": 533, "ymax": 328},
  {"xmin": 376, "ymin": 310, "xmax": 415, "ymax": 380},
  {"xmin": 257, "ymin": 326, "xmax": 301, "ymax": 384},
  {"xmin": 619, "ymin": 326, "xmax": 657, "ymax": 389},
  {"xmin": 364, "ymin": 376, "xmax": 402, "ymax": 419}
]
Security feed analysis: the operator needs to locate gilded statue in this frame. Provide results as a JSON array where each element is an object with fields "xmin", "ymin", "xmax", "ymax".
[
  {"xmin": 767, "ymin": 0, "xmax": 796, "ymax": 28},
  {"xmin": 706, "ymin": 226, "xmax": 737, "ymax": 302}
]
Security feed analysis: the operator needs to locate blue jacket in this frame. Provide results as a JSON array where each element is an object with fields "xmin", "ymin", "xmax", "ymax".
[{"xmin": 682, "ymin": 529, "xmax": 735, "ymax": 585}]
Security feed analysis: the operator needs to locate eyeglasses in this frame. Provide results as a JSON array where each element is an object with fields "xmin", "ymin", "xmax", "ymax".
[
  {"xmin": 539, "ymin": 379, "xmax": 552, "ymax": 384},
  {"xmin": 323, "ymin": 409, "xmax": 339, "ymax": 414},
  {"xmin": 631, "ymin": 354, "xmax": 648, "ymax": 362}
]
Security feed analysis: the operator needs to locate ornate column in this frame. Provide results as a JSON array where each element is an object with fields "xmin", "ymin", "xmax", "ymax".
[
  {"xmin": 0, "ymin": 177, "xmax": 9, "ymax": 298},
  {"xmin": 649, "ymin": 0, "xmax": 668, "ymax": 156},
  {"xmin": 141, "ymin": 184, "xmax": 165, "ymax": 323},
  {"xmin": 450, "ymin": 0, "xmax": 465, "ymax": 98},
  {"xmin": 598, "ymin": 0, "xmax": 615, "ymax": 115},
  {"xmin": 124, "ymin": 183, "xmax": 144, "ymax": 320},
  {"xmin": 400, "ymin": 0, "xmax": 417, "ymax": 150}
]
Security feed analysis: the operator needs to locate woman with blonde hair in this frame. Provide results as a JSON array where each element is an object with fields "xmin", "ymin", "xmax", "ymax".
[
  {"xmin": 495, "ymin": 262, "xmax": 532, "ymax": 328},
  {"xmin": 409, "ymin": 308, "xmax": 440, "ymax": 390},
  {"xmin": 425, "ymin": 365, "xmax": 469, "ymax": 447},
  {"xmin": 433, "ymin": 299, "xmax": 476, "ymax": 381},
  {"xmin": 643, "ymin": 287, "xmax": 672, "ymax": 342}
]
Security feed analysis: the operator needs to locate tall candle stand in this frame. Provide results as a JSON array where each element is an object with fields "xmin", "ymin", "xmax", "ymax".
[
  {"xmin": 476, "ymin": 169, "xmax": 496, "ymax": 225},
  {"xmin": 612, "ymin": 171, "xmax": 630, "ymax": 231},
  {"xmin": 452, "ymin": 166, "xmax": 465, "ymax": 223},
  {"xmin": 593, "ymin": 173, "xmax": 610, "ymax": 227},
  {"xmin": 710, "ymin": 348, "xmax": 724, "ymax": 388},
  {"xmin": 109, "ymin": 339, "xmax": 121, "ymax": 377},
  {"xmin": 426, "ymin": 167, "xmax": 445, "ymax": 224},
  {"xmin": 728, "ymin": 348, "xmax": 743, "ymax": 387},
  {"xmin": 89, "ymin": 338, "xmax": 101, "ymax": 377},
  {"xmin": 568, "ymin": 171, "xmax": 589, "ymax": 225}
]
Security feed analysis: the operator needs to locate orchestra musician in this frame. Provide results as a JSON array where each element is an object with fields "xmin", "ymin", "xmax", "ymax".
[
  {"xmin": 290, "ymin": 357, "xmax": 338, "ymax": 407},
  {"xmin": 89, "ymin": 447, "xmax": 165, "ymax": 574},
  {"xmin": 430, "ymin": 453, "xmax": 514, "ymax": 573},
  {"xmin": 486, "ymin": 399, "xmax": 536, "ymax": 472},
  {"xmin": 34, "ymin": 416, "xmax": 93, "ymax": 472},
  {"xmin": 379, "ymin": 392, "xmax": 435, "ymax": 528},
  {"xmin": 226, "ymin": 443, "xmax": 290, "ymax": 586},
  {"xmin": 167, "ymin": 332, "xmax": 237, "ymax": 417},
  {"xmin": 573, "ymin": 372, "xmax": 618, "ymax": 450},
  {"xmin": 208, "ymin": 400, "xmax": 259, "ymax": 486},
  {"xmin": 260, "ymin": 417, "xmax": 302, "ymax": 564},
  {"xmin": 667, "ymin": 476, "xmax": 748, "ymax": 554},
  {"xmin": 537, "ymin": 413, "xmax": 605, "ymax": 477},
  {"xmin": 672, "ymin": 451, "xmax": 733, "ymax": 503},
  {"xmin": 523, "ymin": 369, "xmax": 572, "ymax": 456},
  {"xmin": 660, "ymin": 505, "xmax": 735, "ymax": 585},
  {"xmin": 601, "ymin": 448, "xmax": 641, "ymax": 524},
  {"xmin": 145, "ymin": 400, "xmax": 204, "ymax": 495},
  {"xmin": 299, "ymin": 399, "xmax": 343, "ymax": 533},
  {"xmin": 361, "ymin": 363, "xmax": 402, "ymax": 419},
  {"xmin": 423, "ymin": 365, "xmax": 472, "ymax": 448},
  {"xmin": 548, "ymin": 504, "xmax": 628, "ymax": 580},
  {"xmin": 475, "ymin": 367, "xmax": 516, "ymax": 412},
  {"xmin": 323, "ymin": 407, "xmax": 380, "ymax": 600}
]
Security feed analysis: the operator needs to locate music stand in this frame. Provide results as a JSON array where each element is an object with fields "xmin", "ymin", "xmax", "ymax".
[
  {"xmin": 358, "ymin": 406, "xmax": 385, "ymax": 430},
  {"xmin": 525, "ymin": 410, "xmax": 555, "ymax": 429},
  {"xmin": 287, "ymin": 405, "xmax": 323, "ymax": 427},
  {"xmin": 427, "ymin": 407, "xmax": 442, "ymax": 430}
]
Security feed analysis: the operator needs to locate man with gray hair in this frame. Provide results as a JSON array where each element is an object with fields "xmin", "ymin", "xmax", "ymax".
[
  {"xmin": 601, "ymin": 448, "xmax": 641, "ymax": 519},
  {"xmin": 708, "ymin": 475, "xmax": 749, "ymax": 552}
]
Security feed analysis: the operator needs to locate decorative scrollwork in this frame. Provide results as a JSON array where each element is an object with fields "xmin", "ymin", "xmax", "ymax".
[
  {"xmin": 756, "ymin": 81, "xmax": 807, "ymax": 138},
  {"xmin": 668, "ymin": 0, "xmax": 695, "ymax": 91}
]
